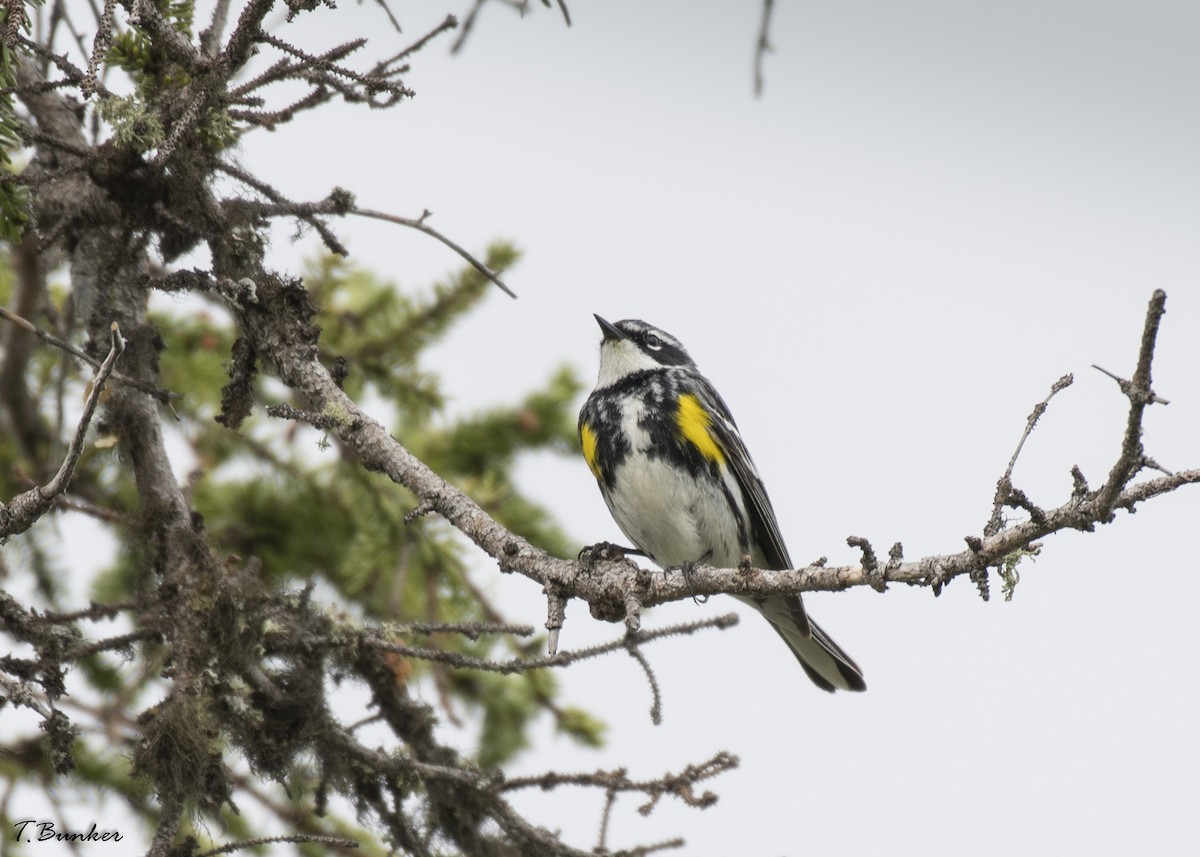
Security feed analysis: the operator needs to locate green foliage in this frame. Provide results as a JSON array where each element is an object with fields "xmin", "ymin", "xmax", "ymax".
[
  {"xmin": 106, "ymin": 29, "xmax": 154, "ymax": 75},
  {"xmin": 2, "ymin": 236, "xmax": 597, "ymax": 849},
  {"xmin": 1, "ymin": 26, "xmax": 30, "ymax": 241},
  {"xmin": 106, "ymin": 0, "xmax": 195, "ymax": 75},
  {"xmin": 32, "ymin": 246, "xmax": 589, "ymax": 771},
  {"xmin": 452, "ymin": 668, "xmax": 606, "ymax": 767},
  {"xmin": 189, "ymin": 248, "xmax": 587, "ymax": 765},
  {"xmin": 3, "ymin": 2, "xmax": 602, "ymax": 851},
  {"xmin": 100, "ymin": 0, "xmax": 234, "ymax": 154}
]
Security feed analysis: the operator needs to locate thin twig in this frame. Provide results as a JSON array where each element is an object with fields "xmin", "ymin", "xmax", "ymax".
[
  {"xmin": 1, "ymin": 322, "xmax": 125, "ymax": 539},
  {"xmin": 370, "ymin": 0, "xmax": 403, "ymax": 35},
  {"xmin": 352, "ymin": 207, "xmax": 517, "ymax": 298},
  {"xmin": 625, "ymin": 640, "xmax": 662, "ymax": 725},
  {"xmin": 373, "ymin": 13, "xmax": 457, "ymax": 72},
  {"xmin": 391, "ymin": 620, "xmax": 535, "ymax": 638},
  {"xmin": 199, "ymin": 0, "xmax": 234, "ymax": 56},
  {"xmin": 215, "ymin": 161, "xmax": 350, "ymax": 256},
  {"xmin": 0, "ymin": 306, "xmax": 177, "ymax": 402},
  {"xmin": 38, "ymin": 322, "xmax": 123, "ymax": 496},
  {"xmin": 361, "ymin": 614, "xmax": 739, "ymax": 674},
  {"xmin": 984, "ymin": 373, "xmax": 1074, "ymax": 537},
  {"xmin": 38, "ymin": 600, "xmax": 136, "ymax": 623},
  {"xmin": 753, "ymin": 0, "xmax": 775, "ymax": 97},
  {"xmin": 502, "ymin": 752, "xmax": 738, "ymax": 807},
  {"xmin": 65, "ymin": 628, "xmax": 160, "ymax": 661},
  {"xmin": 450, "ymin": 0, "xmax": 486, "ymax": 53},
  {"xmin": 195, "ymin": 833, "xmax": 360, "ymax": 857}
]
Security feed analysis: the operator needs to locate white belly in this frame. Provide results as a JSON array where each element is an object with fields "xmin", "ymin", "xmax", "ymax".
[{"xmin": 601, "ymin": 455, "xmax": 744, "ymax": 568}]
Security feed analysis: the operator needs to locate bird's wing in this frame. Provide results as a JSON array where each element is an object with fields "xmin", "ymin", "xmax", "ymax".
[
  {"xmin": 695, "ymin": 378, "xmax": 812, "ymax": 639},
  {"xmin": 693, "ymin": 377, "xmax": 793, "ymax": 572}
]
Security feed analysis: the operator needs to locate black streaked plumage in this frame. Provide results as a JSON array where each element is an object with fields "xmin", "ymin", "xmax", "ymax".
[{"xmin": 580, "ymin": 316, "xmax": 866, "ymax": 693}]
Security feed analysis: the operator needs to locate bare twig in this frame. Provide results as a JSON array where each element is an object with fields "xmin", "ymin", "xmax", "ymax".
[
  {"xmin": 149, "ymin": 85, "xmax": 209, "ymax": 166},
  {"xmin": 753, "ymin": 0, "xmax": 775, "ymax": 96},
  {"xmin": 0, "ymin": 306, "xmax": 176, "ymax": 403},
  {"xmin": 199, "ymin": 0, "xmax": 234, "ymax": 56},
  {"xmin": 360, "ymin": 614, "xmax": 739, "ymax": 674},
  {"xmin": 392, "ymin": 620, "xmax": 535, "ymax": 639},
  {"xmin": 450, "ymin": 0, "xmax": 486, "ymax": 54},
  {"xmin": 215, "ymin": 161, "xmax": 351, "ymax": 256},
  {"xmin": 352, "ymin": 208, "xmax": 517, "ymax": 298},
  {"xmin": 371, "ymin": 0, "xmax": 403, "ymax": 34},
  {"xmin": 39, "ymin": 600, "xmax": 137, "ymax": 624},
  {"xmin": 129, "ymin": 0, "xmax": 199, "ymax": 64},
  {"xmin": 452, "ymin": 0, "xmax": 569, "ymax": 54},
  {"xmin": 626, "ymin": 640, "xmax": 662, "ymax": 725},
  {"xmin": 81, "ymin": 0, "xmax": 117, "ymax": 98},
  {"xmin": 1093, "ymin": 289, "xmax": 1171, "ymax": 517},
  {"xmin": 195, "ymin": 833, "xmax": 360, "ymax": 857},
  {"xmin": 985, "ymin": 373, "xmax": 1074, "ymax": 537},
  {"xmin": 502, "ymin": 752, "xmax": 738, "ymax": 812},
  {"xmin": 372, "ymin": 13, "xmax": 458, "ymax": 72},
  {"xmin": 596, "ymin": 785, "xmax": 617, "ymax": 854},
  {"xmin": 0, "ymin": 322, "xmax": 125, "ymax": 539}
]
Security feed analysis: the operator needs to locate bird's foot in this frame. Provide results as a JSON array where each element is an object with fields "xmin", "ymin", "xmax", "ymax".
[
  {"xmin": 579, "ymin": 541, "xmax": 645, "ymax": 572},
  {"xmin": 674, "ymin": 550, "xmax": 713, "ymax": 604}
]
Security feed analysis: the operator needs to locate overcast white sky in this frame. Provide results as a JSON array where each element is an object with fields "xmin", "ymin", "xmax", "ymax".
[
  {"xmin": 24, "ymin": 1, "xmax": 1200, "ymax": 855},
  {"xmin": 241, "ymin": 4, "xmax": 1200, "ymax": 854}
]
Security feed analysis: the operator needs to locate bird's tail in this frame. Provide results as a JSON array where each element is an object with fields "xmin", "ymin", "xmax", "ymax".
[{"xmin": 735, "ymin": 594, "xmax": 866, "ymax": 692}]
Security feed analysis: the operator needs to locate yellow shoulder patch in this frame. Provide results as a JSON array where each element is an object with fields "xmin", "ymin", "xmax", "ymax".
[
  {"xmin": 677, "ymin": 393, "xmax": 725, "ymax": 464},
  {"xmin": 580, "ymin": 422, "xmax": 603, "ymax": 480}
]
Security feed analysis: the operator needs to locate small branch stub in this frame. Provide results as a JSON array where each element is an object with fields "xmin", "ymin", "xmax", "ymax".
[
  {"xmin": 848, "ymin": 536, "xmax": 885, "ymax": 592},
  {"xmin": 545, "ymin": 588, "xmax": 565, "ymax": 655}
]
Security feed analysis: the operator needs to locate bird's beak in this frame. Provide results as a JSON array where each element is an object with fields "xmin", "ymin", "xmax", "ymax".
[{"xmin": 594, "ymin": 314, "xmax": 626, "ymax": 343}]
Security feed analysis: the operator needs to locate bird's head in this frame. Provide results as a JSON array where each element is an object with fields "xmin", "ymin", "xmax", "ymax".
[{"xmin": 592, "ymin": 315, "xmax": 695, "ymax": 388}]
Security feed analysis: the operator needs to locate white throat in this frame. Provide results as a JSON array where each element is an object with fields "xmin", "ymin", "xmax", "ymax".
[{"xmin": 595, "ymin": 340, "xmax": 663, "ymax": 389}]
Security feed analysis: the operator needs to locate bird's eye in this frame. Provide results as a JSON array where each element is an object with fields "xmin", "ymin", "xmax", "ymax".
[{"xmin": 644, "ymin": 334, "xmax": 662, "ymax": 351}]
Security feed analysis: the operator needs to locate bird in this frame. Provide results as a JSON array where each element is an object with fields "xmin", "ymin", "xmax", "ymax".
[{"xmin": 578, "ymin": 315, "xmax": 865, "ymax": 692}]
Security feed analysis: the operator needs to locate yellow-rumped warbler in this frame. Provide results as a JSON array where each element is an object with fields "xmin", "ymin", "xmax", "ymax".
[{"xmin": 579, "ymin": 315, "xmax": 865, "ymax": 692}]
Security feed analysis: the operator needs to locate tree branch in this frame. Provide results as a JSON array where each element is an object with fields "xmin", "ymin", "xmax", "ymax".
[
  {"xmin": 0, "ymin": 304, "xmax": 178, "ymax": 403},
  {"xmin": 0, "ymin": 322, "xmax": 124, "ymax": 539},
  {"xmin": 1093, "ymin": 289, "xmax": 1169, "ymax": 517},
  {"xmin": 352, "ymin": 207, "xmax": 518, "ymax": 298},
  {"xmin": 239, "ymin": 280, "xmax": 1195, "ymax": 631},
  {"xmin": 361, "ymin": 613, "xmax": 738, "ymax": 674}
]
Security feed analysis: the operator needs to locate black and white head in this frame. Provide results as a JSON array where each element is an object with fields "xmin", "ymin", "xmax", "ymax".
[{"xmin": 592, "ymin": 315, "xmax": 696, "ymax": 389}]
